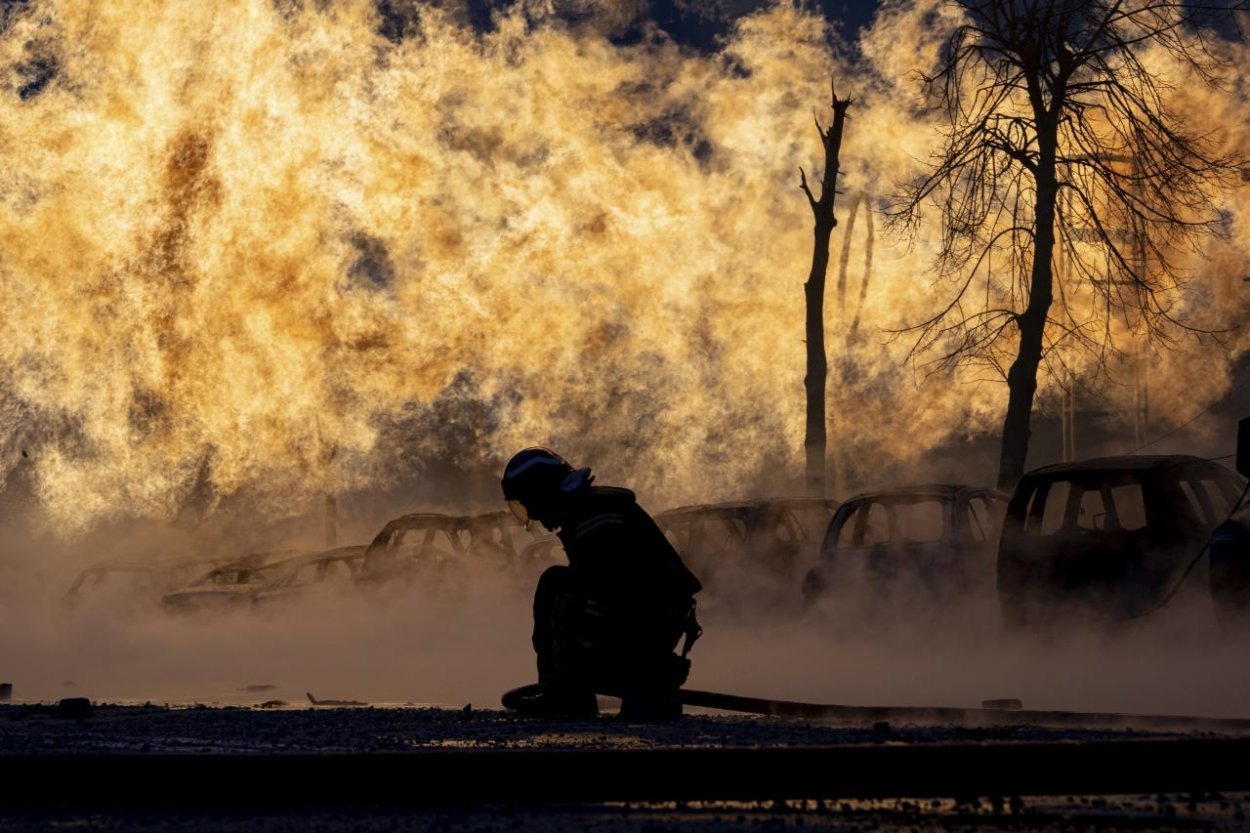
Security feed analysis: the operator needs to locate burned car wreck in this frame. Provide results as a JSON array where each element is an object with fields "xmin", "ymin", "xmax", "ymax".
[
  {"xmin": 249, "ymin": 545, "xmax": 367, "ymax": 607},
  {"xmin": 161, "ymin": 546, "xmax": 367, "ymax": 614},
  {"xmin": 65, "ymin": 555, "xmax": 224, "ymax": 612},
  {"xmin": 997, "ymin": 455, "xmax": 1244, "ymax": 628},
  {"xmin": 656, "ymin": 498, "xmax": 838, "ymax": 616},
  {"xmin": 1204, "ymin": 417, "xmax": 1250, "ymax": 628},
  {"xmin": 360, "ymin": 510, "xmax": 540, "ymax": 584},
  {"xmin": 161, "ymin": 550, "xmax": 308, "ymax": 614},
  {"xmin": 801, "ymin": 485, "xmax": 1007, "ymax": 612}
]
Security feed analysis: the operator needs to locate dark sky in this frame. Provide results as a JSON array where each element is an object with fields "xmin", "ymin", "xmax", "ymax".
[
  {"xmin": 391, "ymin": 1, "xmax": 882, "ymax": 51},
  {"xmin": 610, "ymin": 1, "xmax": 882, "ymax": 51}
]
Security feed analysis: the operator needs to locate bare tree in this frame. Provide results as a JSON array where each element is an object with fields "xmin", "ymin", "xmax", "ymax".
[
  {"xmin": 892, "ymin": 0, "xmax": 1249, "ymax": 488},
  {"xmin": 801, "ymin": 82, "xmax": 852, "ymax": 497}
]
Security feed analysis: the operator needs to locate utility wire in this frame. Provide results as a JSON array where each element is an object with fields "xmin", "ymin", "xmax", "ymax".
[{"xmin": 1126, "ymin": 373, "xmax": 1250, "ymax": 454}]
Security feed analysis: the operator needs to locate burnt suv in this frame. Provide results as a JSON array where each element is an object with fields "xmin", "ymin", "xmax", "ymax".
[
  {"xmin": 997, "ymin": 455, "xmax": 1244, "ymax": 628},
  {"xmin": 1207, "ymin": 417, "xmax": 1250, "ymax": 628}
]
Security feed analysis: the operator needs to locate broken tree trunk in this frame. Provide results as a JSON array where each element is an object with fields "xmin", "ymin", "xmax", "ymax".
[{"xmin": 801, "ymin": 82, "xmax": 851, "ymax": 498}]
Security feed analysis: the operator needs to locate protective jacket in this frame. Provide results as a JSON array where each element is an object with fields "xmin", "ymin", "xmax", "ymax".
[
  {"xmin": 555, "ymin": 485, "xmax": 702, "ymax": 619},
  {"xmin": 530, "ymin": 484, "xmax": 701, "ymax": 695}
]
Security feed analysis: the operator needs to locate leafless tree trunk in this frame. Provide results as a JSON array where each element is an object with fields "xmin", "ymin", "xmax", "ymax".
[
  {"xmin": 801, "ymin": 82, "xmax": 851, "ymax": 497},
  {"xmin": 891, "ymin": 0, "xmax": 1249, "ymax": 490},
  {"xmin": 999, "ymin": 102, "xmax": 1061, "ymax": 488}
]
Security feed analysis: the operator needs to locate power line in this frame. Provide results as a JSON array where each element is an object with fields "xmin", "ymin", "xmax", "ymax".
[{"xmin": 1126, "ymin": 373, "xmax": 1250, "ymax": 455}]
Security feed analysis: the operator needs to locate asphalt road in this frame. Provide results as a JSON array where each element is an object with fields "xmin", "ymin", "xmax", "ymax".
[{"xmin": 4, "ymin": 703, "xmax": 1249, "ymax": 831}]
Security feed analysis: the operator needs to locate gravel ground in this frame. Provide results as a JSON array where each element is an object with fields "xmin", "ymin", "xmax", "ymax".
[
  {"xmin": 3, "ymin": 704, "xmax": 1246, "ymax": 832},
  {"xmin": 0, "ymin": 702, "xmax": 1199, "ymax": 753},
  {"xmin": 3, "ymin": 796, "xmax": 1249, "ymax": 833}
]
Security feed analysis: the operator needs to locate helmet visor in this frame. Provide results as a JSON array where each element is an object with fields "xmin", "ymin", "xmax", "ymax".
[{"xmin": 507, "ymin": 500, "xmax": 532, "ymax": 531}]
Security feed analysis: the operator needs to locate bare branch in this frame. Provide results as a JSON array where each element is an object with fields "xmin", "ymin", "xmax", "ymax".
[
  {"xmin": 886, "ymin": 0, "xmax": 1248, "ymax": 486},
  {"xmin": 799, "ymin": 167, "xmax": 817, "ymax": 210}
]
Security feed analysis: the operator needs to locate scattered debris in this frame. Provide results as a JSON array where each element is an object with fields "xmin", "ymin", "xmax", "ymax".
[{"xmin": 306, "ymin": 692, "xmax": 366, "ymax": 706}]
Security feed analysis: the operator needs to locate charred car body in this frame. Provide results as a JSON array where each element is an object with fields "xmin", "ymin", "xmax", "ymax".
[
  {"xmin": 161, "ymin": 550, "xmax": 307, "ymax": 614},
  {"xmin": 656, "ymin": 498, "xmax": 838, "ymax": 615},
  {"xmin": 1206, "ymin": 418, "xmax": 1250, "ymax": 628},
  {"xmin": 360, "ymin": 511, "xmax": 540, "ymax": 584},
  {"xmin": 65, "ymin": 555, "xmax": 223, "ymax": 611},
  {"xmin": 998, "ymin": 455, "xmax": 1244, "ymax": 628},
  {"xmin": 250, "ymin": 545, "xmax": 367, "ymax": 607},
  {"xmin": 161, "ymin": 546, "xmax": 366, "ymax": 614},
  {"xmin": 802, "ymin": 485, "xmax": 1008, "ymax": 610}
]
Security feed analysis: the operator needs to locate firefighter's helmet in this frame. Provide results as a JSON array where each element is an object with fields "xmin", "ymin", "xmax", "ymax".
[{"xmin": 501, "ymin": 447, "xmax": 575, "ymax": 529}]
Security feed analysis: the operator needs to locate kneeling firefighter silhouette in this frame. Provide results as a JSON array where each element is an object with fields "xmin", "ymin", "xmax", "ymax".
[{"xmin": 501, "ymin": 448, "xmax": 703, "ymax": 720}]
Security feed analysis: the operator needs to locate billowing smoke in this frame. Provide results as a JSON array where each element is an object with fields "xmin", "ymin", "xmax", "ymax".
[
  {"xmin": 3, "ymin": 0, "xmax": 1250, "ymax": 724},
  {"xmin": 10, "ymin": 538, "xmax": 1250, "ymax": 720},
  {"xmin": 0, "ymin": 1, "xmax": 1244, "ymax": 535}
]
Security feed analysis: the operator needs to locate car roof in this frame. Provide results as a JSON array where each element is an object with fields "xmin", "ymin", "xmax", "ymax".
[
  {"xmin": 205, "ymin": 549, "xmax": 306, "ymax": 575},
  {"xmin": 378, "ymin": 512, "xmax": 457, "ymax": 531},
  {"xmin": 81, "ymin": 561, "xmax": 169, "ymax": 575},
  {"xmin": 840, "ymin": 483, "xmax": 1006, "ymax": 504},
  {"xmin": 269, "ymin": 545, "xmax": 367, "ymax": 571},
  {"xmin": 77, "ymin": 551, "xmax": 220, "ymax": 573},
  {"xmin": 377, "ymin": 511, "xmax": 513, "ymax": 534},
  {"xmin": 659, "ymin": 497, "xmax": 838, "ymax": 519},
  {"xmin": 1023, "ymin": 454, "xmax": 1227, "ymax": 478}
]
